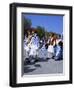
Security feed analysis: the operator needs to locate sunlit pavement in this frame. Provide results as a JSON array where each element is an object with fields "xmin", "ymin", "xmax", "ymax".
[{"xmin": 23, "ymin": 59, "xmax": 63, "ymax": 75}]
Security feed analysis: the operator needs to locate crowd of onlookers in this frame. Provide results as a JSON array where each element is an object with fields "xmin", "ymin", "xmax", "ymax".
[{"xmin": 23, "ymin": 30, "xmax": 63, "ymax": 64}]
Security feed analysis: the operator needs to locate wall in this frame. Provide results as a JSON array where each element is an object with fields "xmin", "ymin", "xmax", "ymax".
[{"xmin": 0, "ymin": 0, "xmax": 73, "ymax": 90}]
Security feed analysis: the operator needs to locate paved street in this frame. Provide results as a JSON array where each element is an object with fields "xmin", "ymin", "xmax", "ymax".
[{"xmin": 23, "ymin": 59, "xmax": 63, "ymax": 75}]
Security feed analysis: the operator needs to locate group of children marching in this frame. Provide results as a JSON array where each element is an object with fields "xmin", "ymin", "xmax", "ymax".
[{"xmin": 24, "ymin": 30, "xmax": 63, "ymax": 63}]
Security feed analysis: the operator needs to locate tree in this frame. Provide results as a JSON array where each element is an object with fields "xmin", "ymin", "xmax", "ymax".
[
  {"xmin": 36, "ymin": 26, "xmax": 45, "ymax": 39},
  {"xmin": 23, "ymin": 17, "xmax": 32, "ymax": 30},
  {"xmin": 22, "ymin": 16, "xmax": 32, "ymax": 37}
]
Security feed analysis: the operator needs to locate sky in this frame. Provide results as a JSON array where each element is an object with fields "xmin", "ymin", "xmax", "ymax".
[{"xmin": 23, "ymin": 14, "xmax": 63, "ymax": 34}]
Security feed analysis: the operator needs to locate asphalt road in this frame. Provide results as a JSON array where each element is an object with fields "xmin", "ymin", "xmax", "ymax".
[
  {"xmin": 23, "ymin": 59, "xmax": 63, "ymax": 75},
  {"xmin": 23, "ymin": 47, "xmax": 63, "ymax": 75}
]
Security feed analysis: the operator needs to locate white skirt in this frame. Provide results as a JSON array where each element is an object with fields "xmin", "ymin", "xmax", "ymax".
[
  {"xmin": 48, "ymin": 45, "xmax": 54, "ymax": 53},
  {"xmin": 29, "ymin": 44, "xmax": 38, "ymax": 56}
]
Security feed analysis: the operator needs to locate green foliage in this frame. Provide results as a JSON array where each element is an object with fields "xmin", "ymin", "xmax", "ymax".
[
  {"xmin": 23, "ymin": 17, "xmax": 32, "ymax": 30},
  {"xmin": 36, "ymin": 26, "xmax": 45, "ymax": 39}
]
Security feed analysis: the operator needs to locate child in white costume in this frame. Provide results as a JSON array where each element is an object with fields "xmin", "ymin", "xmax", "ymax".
[
  {"xmin": 38, "ymin": 43, "xmax": 48, "ymax": 59},
  {"xmin": 29, "ymin": 33, "xmax": 40, "ymax": 62},
  {"xmin": 23, "ymin": 36, "xmax": 30, "ymax": 59},
  {"xmin": 47, "ymin": 41, "xmax": 54, "ymax": 59}
]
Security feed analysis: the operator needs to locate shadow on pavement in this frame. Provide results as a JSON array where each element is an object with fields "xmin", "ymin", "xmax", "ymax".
[
  {"xmin": 34, "ymin": 64, "xmax": 41, "ymax": 68},
  {"xmin": 24, "ymin": 66, "xmax": 36, "ymax": 73}
]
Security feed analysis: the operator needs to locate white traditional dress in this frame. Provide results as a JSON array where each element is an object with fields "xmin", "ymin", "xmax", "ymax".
[
  {"xmin": 29, "ymin": 34, "xmax": 39, "ymax": 57},
  {"xmin": 47, "ymin": 45, "xmax": 54, "ymax": 58},
  {"xmin": 23, "ymin": 36, "xmax": 30, "ymax": 59},
  {"xmin": 24, "ymin": 36, "xmax": 29, "ymax": 52},
  {"xmin": 38, "ymin": 44, "xmax": 47, "ymax": 59}
]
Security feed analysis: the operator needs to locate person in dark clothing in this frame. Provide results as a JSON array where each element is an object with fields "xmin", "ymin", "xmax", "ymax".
[{"xmin": 54, "ymin": 41, "xmax": 63, "ymax": 60}]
